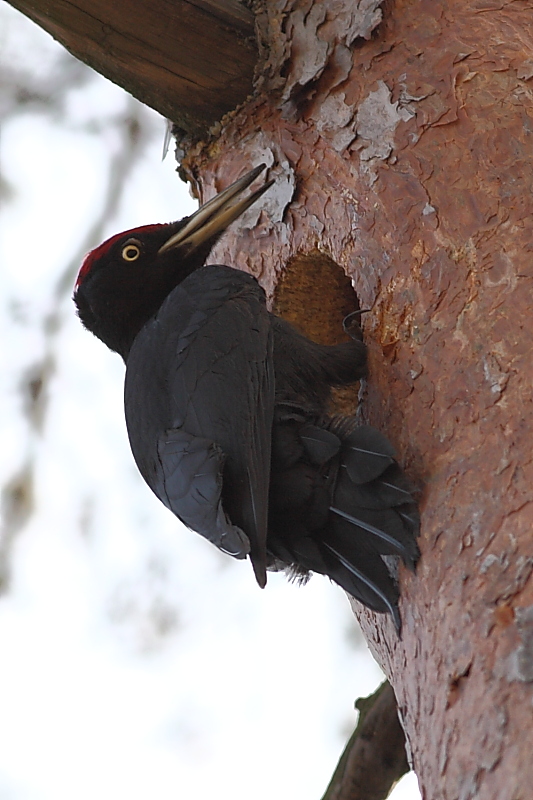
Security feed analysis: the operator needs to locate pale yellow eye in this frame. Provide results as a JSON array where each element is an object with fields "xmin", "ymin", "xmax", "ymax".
[{"xmin": 122, "ymin": 243, "xmax": 141, "ymax": 262}]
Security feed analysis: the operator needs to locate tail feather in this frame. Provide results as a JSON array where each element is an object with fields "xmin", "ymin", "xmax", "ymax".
[
  {"xmin": 342, "ymin": 463, "xmax": 416, "ymax": 509},
  {"xmin": 274, "ymin": 528, "xmax": 402, "ymax": 631},
  {"xmin": 267, "ymin": 415, "xmax": 420, "ymax": 630},
  {"xmin": 332, "ymin": 438, "xmax": 420, "ymax": 567},
  {"xmin": 329, "ymin": 509, "xmax": 417, "ymax": 569},
  {"xmin": 399, "ymin": 509, "xmax": 420, "ymax": 528},
  {"xmin": 299, "ymin": 425, "xmax": 341, "ymax": 464},
  {"xmin": 322, "ymin": 542, "xmax": 402, "ymax": 632},
  {"xmin": 333, "ymin": 422, "xmax": 397, "ymax": 483}
]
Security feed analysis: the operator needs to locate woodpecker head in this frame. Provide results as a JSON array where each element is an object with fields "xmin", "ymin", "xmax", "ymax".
[{"xmin": 74, "ymin": 164, "xmax": 273, "ymax": 359}]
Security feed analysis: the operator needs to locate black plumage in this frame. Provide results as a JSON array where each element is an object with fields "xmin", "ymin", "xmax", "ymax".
[{"xmin": 74, "ymin": 164, "xmax": 419, "ymax": 630}]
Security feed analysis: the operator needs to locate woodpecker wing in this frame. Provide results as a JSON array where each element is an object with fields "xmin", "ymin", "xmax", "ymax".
[{"xmin": 124, "ymin": 265, "xmax": 274, "ymax": 587}]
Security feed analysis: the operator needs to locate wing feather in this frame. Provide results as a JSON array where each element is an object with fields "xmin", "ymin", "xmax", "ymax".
[{"xmin": 125, "ymin": 266, "xmax": 274, "ymax": 585}]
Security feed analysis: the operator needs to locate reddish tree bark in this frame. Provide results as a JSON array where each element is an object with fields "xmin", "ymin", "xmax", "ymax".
[
  {"xmin": 181, "ymin": 2, "xmax": 533, "ymax": 797},
  {"xmin": 11, "ymin": 0, "xmax": 533, "ymax": 797}
]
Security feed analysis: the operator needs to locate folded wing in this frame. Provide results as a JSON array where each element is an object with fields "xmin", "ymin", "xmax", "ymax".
[{"xmin": 125, "ymin": 265, "xmax": 274, "ymax": 587}]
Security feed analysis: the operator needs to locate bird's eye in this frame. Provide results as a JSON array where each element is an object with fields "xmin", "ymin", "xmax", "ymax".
[{"xmin": 122, "ymin": 243, "xmax": 141, "ymax": 262}]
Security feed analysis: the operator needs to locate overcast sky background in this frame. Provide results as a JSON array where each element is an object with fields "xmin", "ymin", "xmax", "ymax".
[{"xmin": 0, "ymin": 6, "xmax": 420, "ymax": 799}]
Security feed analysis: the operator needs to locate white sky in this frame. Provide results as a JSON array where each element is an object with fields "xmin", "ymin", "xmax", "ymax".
[{"xmin": 0, "ymin": 6, "xmax": 420, "ymax": 800}]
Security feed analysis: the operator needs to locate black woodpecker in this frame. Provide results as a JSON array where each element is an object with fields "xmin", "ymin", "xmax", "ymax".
[{"xmin": 74, "ymin": 165, "xmax": 420, "ymax": 631}]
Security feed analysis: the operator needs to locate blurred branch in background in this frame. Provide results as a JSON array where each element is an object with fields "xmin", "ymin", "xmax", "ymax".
[
  {"xmin": 0, "ymin": 10, "xmax": 158, "ymax": 589},
  {"xmin": 52, "ymin": 102, "xmax": 154, "ymax": 302}
]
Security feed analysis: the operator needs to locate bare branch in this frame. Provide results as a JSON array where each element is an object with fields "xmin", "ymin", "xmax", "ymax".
[{"xmin": 321, "ymin": 682, "xmax": 409, "ymax": 800}]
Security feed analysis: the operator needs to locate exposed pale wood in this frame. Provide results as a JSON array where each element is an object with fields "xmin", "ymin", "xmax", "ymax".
[{"xmin": 6, "ymin": 0, "xmax": 257, "ymax": 135}]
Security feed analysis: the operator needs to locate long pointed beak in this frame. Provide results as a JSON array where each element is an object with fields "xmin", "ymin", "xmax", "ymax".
[{"xmin": 158, "ymin": 164, "xmax": 274, "ymax": 256}]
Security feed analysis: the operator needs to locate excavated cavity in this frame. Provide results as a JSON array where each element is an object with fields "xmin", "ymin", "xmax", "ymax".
[{"xmin": 273, "ymin": 250, "xmax": 362, "ymax": 414}]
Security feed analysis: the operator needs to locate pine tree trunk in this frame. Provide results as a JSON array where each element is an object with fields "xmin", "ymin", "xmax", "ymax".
[
  {"xmin": 11, "ymin": 0, "xmax": 533, "ymax": 797},
  {"xmin": 182, "ymin": 2, "xmax": 533, "ymax": 798}
]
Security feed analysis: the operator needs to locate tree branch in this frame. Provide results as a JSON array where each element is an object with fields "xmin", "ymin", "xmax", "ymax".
[{"xmin": 321, "ymin": 681, "xmax": 409, "ymax": 800}]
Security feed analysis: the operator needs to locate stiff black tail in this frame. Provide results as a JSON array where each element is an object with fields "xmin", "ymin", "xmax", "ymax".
[{"xmin": 267, "ymin": 416, "xmax": 420, "ymax": 632}]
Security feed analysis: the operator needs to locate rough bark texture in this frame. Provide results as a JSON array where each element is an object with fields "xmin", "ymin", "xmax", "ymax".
[
  {"xmin": 179, "ymin": 2, "xmax": 533, "ymax": 798},
  {"xmin": 6, "ymin": 0, "xmax": 256, "ymax": 136},
  {"xmin": 13, "ymin": 0, "xmax": 533, "ymax": 797}
]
